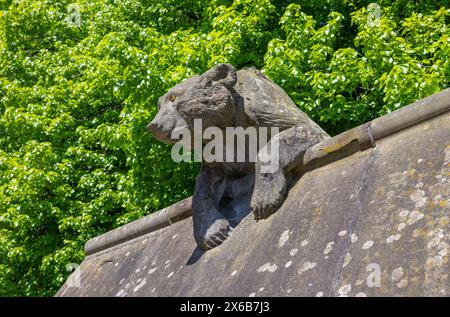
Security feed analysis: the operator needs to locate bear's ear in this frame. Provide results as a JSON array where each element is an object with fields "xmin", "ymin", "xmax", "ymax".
[{"xmin": 202, "ymin": 63, "xmax": 237, "ymax": 89}]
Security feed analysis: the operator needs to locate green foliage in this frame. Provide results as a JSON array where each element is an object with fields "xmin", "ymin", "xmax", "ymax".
[
  {"xmin": 264, "ymin": 1, "xmax": 449, "ymax": 133},
  {"xmin": 0, "ymin": 0, "xmax": 449, "ymax": 296}
]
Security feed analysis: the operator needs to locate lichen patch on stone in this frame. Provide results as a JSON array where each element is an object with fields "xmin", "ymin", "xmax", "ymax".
[
  {"xmin": 298, "ymin": 262, "xmax": 317, "ymax": 275},
  {"xmin": 278, "ymin": 229, "xmax": 292, "ymax": 247},
  {"xmin": 323, "ymin": 242, "xmax": 334, "ymax": 255},
  {"xmin": 257, "ymin": 263, "xmax": 278, "ymax": 273}
]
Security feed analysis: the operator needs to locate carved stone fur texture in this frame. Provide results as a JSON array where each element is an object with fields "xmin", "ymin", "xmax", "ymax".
[{"xmin": 147, "ymin": 64, "xmax": 329, "ymax": 250}]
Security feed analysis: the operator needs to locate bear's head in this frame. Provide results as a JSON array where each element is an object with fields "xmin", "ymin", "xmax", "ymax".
[{"xmin": 147, "ymin": 63, "xmax": 237, "ymax": 144}]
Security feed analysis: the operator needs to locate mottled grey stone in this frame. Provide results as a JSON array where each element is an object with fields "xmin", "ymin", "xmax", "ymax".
[
  {"xmin": 57, "ymin": 99, "xmax": 450, "ymax": 297},
  {"xmin": 146, "ymin": 64, "xmax": 328, "ymax": 250}
]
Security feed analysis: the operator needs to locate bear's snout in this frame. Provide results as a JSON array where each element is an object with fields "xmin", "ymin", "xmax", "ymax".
[
  {"xmin": 146, "ymin": 121, "xmax": 159, "ymax": 133},
  {"xmin": 146, "ymin": 120, "xmax": 175, "ymax": 143}
]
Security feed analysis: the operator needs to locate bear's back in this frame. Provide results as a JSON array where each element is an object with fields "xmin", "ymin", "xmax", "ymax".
[{"xmin": 234, "ymin": 68, "xmax": 326, "ymax": 136}]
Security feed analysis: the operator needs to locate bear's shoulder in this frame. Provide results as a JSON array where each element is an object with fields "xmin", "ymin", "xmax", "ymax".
[{"xmin": 234, "ymin": 68, "xmax": 313, "ymax": 130}]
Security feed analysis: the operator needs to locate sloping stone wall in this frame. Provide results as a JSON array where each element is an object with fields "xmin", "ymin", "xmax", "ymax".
[{"xmin": 57, "ymin": 91, "xmax": 450, "ymax": 297}]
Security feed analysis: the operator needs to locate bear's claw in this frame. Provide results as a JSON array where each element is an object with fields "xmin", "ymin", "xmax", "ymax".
[
  {"xmin": 251, "ymin": 171, "xmax": 287, "ymax": 220},
  {"xmin": 200, "ymin": 225, "xmax": 232, "ymax": 250}
]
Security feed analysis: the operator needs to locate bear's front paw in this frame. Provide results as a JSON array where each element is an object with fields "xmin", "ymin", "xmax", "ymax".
[
  {"xmin": 198, "ymin": 218, "xmax": 232, "ymax": 250},
  {"xmin": 251, "ymin": 171, "xmax": 287, "ymax": 220}
]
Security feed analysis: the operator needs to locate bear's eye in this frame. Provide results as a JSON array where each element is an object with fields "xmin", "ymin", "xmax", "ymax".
[{"xmin": 169, "ymin": 94, "xmax": 176, "ymax": 102}]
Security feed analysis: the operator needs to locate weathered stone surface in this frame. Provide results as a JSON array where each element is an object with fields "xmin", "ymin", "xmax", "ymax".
[
  {"xmin": 147, "ymin": 64, "xmax": 329, "ymax": 250},
  {"xmin": 57, "ymin": 103, "xmax": 449, "ymax": 296}
]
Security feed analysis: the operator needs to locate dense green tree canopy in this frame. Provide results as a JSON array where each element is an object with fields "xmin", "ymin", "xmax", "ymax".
[{"xmin": 0, "ymin": 0, "xmax": 448, "ymax": 296}]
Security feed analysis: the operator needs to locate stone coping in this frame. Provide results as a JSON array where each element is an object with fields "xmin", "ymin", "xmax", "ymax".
[{"xmin": 84, "ymin": 88, "xmax": 450, "ymax": 256}]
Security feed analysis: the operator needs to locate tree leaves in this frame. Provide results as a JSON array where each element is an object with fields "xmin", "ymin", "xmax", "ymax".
[
  {"xmin": 0, "ymin": 0, "xmax": 449, "ymax": 296},
  {"xmin": 265, "ymin": 2, "xmax": 449, "ymax": 133}
]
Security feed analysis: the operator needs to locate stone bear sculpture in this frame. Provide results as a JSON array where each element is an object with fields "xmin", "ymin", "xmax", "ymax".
[{"xmin": 147, "ymin": 64, "xmax": 329, "ymax": 250}]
